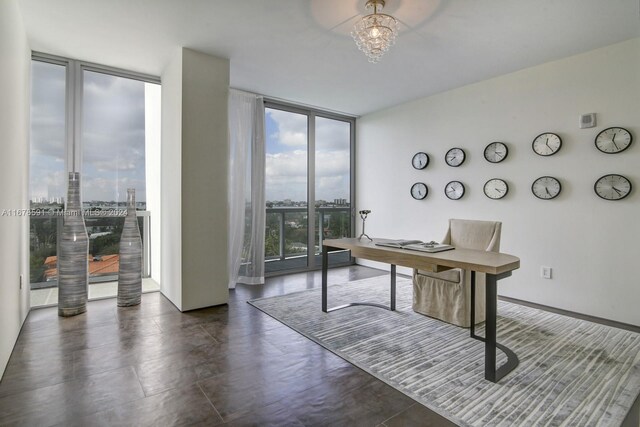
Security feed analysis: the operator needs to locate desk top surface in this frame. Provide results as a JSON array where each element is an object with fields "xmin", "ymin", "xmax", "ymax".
[{"xmin": 323, "ymin": 238, "xmax": 520, "ymax": 275}]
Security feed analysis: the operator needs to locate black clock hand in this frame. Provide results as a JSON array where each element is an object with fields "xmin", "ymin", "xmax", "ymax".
[
  {"xmin": 545, "ymin": 187, "xmax": 552, "ymax": 196},
  {"xmin": 612, "ymin": 187, "xmax": 622, "ymax": 196},
  {"xmin": 496, "ymin": 188, "xmax": 503, "ymax": 193},
  {"xmin": 612, "ymin": 139, "xmax": 620, "ymax": 150}
]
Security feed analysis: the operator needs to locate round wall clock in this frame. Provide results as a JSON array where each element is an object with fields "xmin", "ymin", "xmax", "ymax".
[
  {"xmin": 483, "ymin": 178, "xmax": 508, "ymax": 199},
  {"xmin": 595, "ymin": 127, "xmax": 632, "ymax": 154},
  {"xmin": 444, "ymin": 181, "xmax": 465, "ymax": 200},
  {"xmin": 594, "ymin": 174, "xmax": 632, "ymax": 200},
  {"xmin": 532, "ymin": 133, "xmax": 562, "ymax": 156},
  {"xmin": 484, "ymin": 142, "xmax": 508, "ymax": 163},
  {"xmin": 411, "ymin": 182, "xmax": 428, "ymax": 200},
  {"xmin": 532, "ymin": 176, "xmax": 561, "ymax": 200},
  {"xmin": 445, "ymin": 148, "xmax": 466, "ymax": 167},
  {"xmin": 412, "ymin": 152, "xmax": 429, "ymax": 169}
]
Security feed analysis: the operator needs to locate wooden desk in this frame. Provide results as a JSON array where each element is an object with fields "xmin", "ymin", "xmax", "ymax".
[{"xmin": 322, "ymin": 237, "xmax": 521, "ymax": 383}]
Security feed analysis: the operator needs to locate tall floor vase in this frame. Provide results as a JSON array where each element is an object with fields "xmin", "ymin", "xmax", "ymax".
[
  {"xmin": 58, "ymin": 172, "xmax": 89, "ymax": 317},
  {"xmin": 118, "ymin": 188, "xmax": 142, "ymax": 307}
]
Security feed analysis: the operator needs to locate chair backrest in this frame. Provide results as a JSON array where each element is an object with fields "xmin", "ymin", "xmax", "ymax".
[{"xmin": 442, "ymin": 219, "xmax": 501, "ymax": 252}]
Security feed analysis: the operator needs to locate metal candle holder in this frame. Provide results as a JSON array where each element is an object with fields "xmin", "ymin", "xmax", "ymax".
[{"xmin": 358, "ymin": 210, "xmax": 372, "ymax": 241}]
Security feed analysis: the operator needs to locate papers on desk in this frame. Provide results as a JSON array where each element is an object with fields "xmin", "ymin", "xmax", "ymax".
[
  {"xmin": 404, "ymin": 242, "xmax": 454, "ymax": 253},
  {"xmin": 375, "ymin": 239, "xmax": 423, "ymax": 248},
  {"xmin": 375, "ymin": 240, "xmax": 455, "ymax": 253}
]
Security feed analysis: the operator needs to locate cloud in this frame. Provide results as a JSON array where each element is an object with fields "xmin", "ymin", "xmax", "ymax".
[
  {"xmin": 29, "ymin": 63, "xmax": 148, "ymax": 203},
  {"xmin": 316, "ymin": 116, "xmax": 351, "ymax": 152},
  {"xmin": 82, "ymin": 175, "xmax": 146, "ymax": 203},
  {"xmin": 264, "ymin": 109, "xmax": 352, "ymax": 202},
  {"xmin": 266, "ymin": 108, "xmax": 308, "ymax": 149},
  {"xmin": 265, "ymin": 150, "xmax": 349, "ymax": 202}
]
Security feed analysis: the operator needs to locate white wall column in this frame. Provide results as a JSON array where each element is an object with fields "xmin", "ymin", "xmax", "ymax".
[{"xmin": 161, "ymin": 48, "xmax": 230, "ymax": 311}]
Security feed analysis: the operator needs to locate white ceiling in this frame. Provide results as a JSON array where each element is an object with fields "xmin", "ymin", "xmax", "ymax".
[{"xmin": 18, "ymin": 0, "xmax": 640, "ymax": 116}]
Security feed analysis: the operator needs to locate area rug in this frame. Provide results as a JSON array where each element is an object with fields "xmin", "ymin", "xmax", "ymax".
[{"xmin": 249, "ymin": 276, "xmax": 640, "ymax": 427}]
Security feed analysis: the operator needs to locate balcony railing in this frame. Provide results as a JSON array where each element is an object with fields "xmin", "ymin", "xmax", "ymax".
[
  {"xmin": 265, "ymin": 206, "xmax": 352, "ymax": 263},
  {"xmin": 29, "ymin": 210, "xmax": 152, "ymax": 292}
]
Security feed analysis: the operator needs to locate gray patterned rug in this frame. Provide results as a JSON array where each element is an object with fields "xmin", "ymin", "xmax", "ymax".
[{"xmin": 249, "ymin": 276, "xmax": 640, "ymax": 427}]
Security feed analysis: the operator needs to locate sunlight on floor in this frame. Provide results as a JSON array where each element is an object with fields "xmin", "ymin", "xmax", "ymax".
[{"xmin": 30, "ymin": 278, "xmax": 161, "ymax": 307}]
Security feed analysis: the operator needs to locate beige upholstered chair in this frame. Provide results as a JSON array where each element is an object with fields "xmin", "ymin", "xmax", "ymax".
[{"xmin": 413, "ymin": 219, "xmax": 502, "ymax": 327}]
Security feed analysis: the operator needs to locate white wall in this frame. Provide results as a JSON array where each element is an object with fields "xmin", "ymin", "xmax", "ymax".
[
  {"xmin": 161, "ymin": 49, "xmax": 184, "ymax": 309},
  {"xmin": 0, "ymin": 0, "xmax": 31, "ymax": 376},
  {"xmin": 180, "ymin": 49, "xmax": 229, "ymax": 311},
  {"xmin": 357, "ymin": 38, "xmax": 640, "ymax": 326},
  {"xmin": 160, "ymin": 48, "xmax": 229, "ymax": 311}
]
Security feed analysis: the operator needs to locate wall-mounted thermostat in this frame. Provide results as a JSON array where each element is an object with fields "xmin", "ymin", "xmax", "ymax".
[{"xmin": 579, "ymin": 113, "xmax": 596, "ymax": 129}]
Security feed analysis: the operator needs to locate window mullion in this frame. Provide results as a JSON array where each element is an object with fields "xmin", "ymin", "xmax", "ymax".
[{"xmin": 307, "ymin": 113, "xmax": 316, "ymax": 269}]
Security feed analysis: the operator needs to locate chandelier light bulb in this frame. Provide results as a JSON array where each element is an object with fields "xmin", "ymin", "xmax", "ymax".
[{"xmin": 352, "ymin": 0, "xmax": 398, "ymax": 63}]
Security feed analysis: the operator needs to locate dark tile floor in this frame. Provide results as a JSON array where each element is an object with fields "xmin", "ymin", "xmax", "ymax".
[{"xmin": 0, "ymin": 265, "xmax": 456, "ymax": 427}]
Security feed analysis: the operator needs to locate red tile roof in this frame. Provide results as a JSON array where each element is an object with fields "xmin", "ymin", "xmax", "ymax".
[{"xmin": 43, "ymin": 254, "xmax": 120, "ymax": 281}]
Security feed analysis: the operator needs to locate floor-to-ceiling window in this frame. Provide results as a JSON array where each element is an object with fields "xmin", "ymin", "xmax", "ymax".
[
  {"xmin": 29, "ymin": 54, "xmax": 161, "ymax": 307},
  {"xmin": 264, "ymin": 102, "xmax": 355, "ymax": 274}
]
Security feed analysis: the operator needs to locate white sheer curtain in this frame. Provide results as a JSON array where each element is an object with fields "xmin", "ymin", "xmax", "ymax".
[{"xmin": 228, "ymin": 89, "xmax": 266, "ymax": 288}]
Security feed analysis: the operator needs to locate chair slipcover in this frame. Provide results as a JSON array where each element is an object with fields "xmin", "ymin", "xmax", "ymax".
[{"xmin": 413, "ymin": 219, "xmax": 502, "ymax": 327}]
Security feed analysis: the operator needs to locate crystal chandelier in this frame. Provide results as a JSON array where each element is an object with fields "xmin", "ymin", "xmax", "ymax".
[{"xmin": 351, "ymin": 0, "xmax": 399, "ymax": 63}]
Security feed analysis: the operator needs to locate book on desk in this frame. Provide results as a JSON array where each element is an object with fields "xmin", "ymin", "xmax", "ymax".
[{"xmin": 375, "ymin": 240, "xmax": 454, "ymax": 253}]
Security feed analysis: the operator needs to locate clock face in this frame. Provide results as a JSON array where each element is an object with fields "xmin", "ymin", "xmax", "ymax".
[
  {"xmin": 595, "ymin": 127, "xmax": 632, "ymax": 154},
  {"xmin": 532, "ymin": 133, "xmax": 562, "ymax": 156},
  {"xmin": 484, "ymin": 142, "xmax": 508, "ymax": 163},
  {"xmin": 445, "ymin": 148, "xmax": 466, "ymax": 167},
  {"xmin": 444, "ymin": 181, "xmax": 465, "ymax": 200},
  {"xmin": 411, "ymin": 182, "xmax": 428, "ymax": 200},
  {"xmin": 412, "ymin": 152, "xmax": 429, "ymax": 169},
  {"xmin": 594, "ymin": 174, "xmax": 632, "ymax": 200},
  {"xmin": 483, "ymin": 178, "xmax": 508, "ymax": 199},
  {"xmin": 532, "ymin": 176, "xmax": 561, "ymax": 200}
]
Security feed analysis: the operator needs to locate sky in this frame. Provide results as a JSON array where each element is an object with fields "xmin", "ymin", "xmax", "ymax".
[
  {"xmin": 265, "ymin": 108, "xmax": 351, "ymax": 203},
  {"xmin": 30, "ymin": 61, "xmax": 148, "ymax": 204},
  {"xmin": 30, "ymin": 60, "xmax": 349, "ymax": 206}
]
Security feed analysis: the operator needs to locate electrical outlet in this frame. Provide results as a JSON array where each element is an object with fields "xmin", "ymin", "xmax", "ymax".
[{"xmin": 541, "ymin": 266, "xmax": 552, "ymax": 279}]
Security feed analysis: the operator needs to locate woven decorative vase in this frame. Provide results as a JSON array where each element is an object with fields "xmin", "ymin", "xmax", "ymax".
[
  {"xmin": 117, "ymin": 188, "xmax": 142, "ymax": 307},
  {"xmin": 58, "ymin": 172, "xmax": 89, "ymax": 317}
]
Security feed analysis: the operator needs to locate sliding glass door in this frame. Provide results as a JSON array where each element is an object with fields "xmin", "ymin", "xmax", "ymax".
[
  {"xmin": 264, "ymin": 103, "xmax": 355, "ymax": 274},
  {"xmin": 28, "ymin": 54, "xmax": 161, "ymax": 307}
]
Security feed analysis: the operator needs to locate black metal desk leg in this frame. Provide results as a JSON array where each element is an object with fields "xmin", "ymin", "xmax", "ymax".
[
  {"xmin": 322, "ymin": 247, "xmax": 328, "ymax": 312},
  {"xmin": 485, "ymin": 273, "xmax": 497, "ymax": 382},
  {"xmin": 470, "ymin": 271, "xmax": 476, "ymax": 337},
  {"xmin": 390, "ymin": 264, "xmax": 396, "ymax": 311}
]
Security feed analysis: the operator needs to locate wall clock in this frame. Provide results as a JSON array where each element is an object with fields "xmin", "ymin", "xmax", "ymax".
[
  {"xmin": 484, "ymin": 142, "xmax": 508, "ymax": 163},
  {"xmin": 445, "ymin": 148, "xmax": 466, "ymax": 167},
  {"xmin": 531, "ymin": 176, "xmax": 561, "ymax": 200},
  {"xmin": 411, "ymin": 182, "xmax": 428, "ymax": 200},
  {"xmin": 444, "ymin": 181, "xmax": 465, "ymax": 200},
  {"xmin": 594, "ymin": 174, "xmax": 632, "ymax": 200},
  {"xmin": 532, "ymin": 132, "xmax": 562, "ymax": 156},
  {"xmin": 483, "ymin": 178, "xmax": 508, "ymax": 199},
  {"xmin": 412, "ymin": 152, "xmax": 429, "ymax": 169},
  {"xmin": 595, "ymin": 127, "xmax": 632, "ymax": 154}
]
